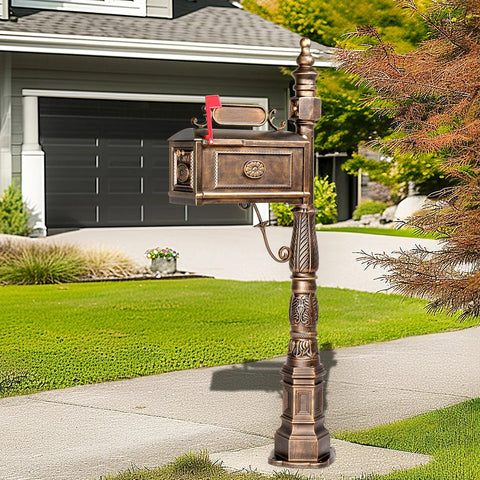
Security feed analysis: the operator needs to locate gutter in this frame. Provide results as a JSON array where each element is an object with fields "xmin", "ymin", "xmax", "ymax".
[{"xmin": 0, "ymin": 30, "xmax": 333, "ymax": 66}]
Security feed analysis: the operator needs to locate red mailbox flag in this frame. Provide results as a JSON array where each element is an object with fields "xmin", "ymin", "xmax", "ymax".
[{"xmin": 204, "ymin": 95, "xmax": 222, "ymax": 145}]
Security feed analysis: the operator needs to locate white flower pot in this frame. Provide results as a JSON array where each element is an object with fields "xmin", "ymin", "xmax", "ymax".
[{"xmin": 150, "ymin": 257, "xmax": 177, "ymax": 275}]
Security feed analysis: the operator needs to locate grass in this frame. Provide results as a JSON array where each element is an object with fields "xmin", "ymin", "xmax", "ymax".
[
  {"xmin": 102, "ymin": 451, "xmax": 306, "ymax": 480},
  {"xmin": 0, "ymin": 278, "xmax": 478, "ymax": 397},
  {"xmin": 318, "ymin": 226, "xmax": 440, "ymax": 239},
  {"xmin": 336, "ymin": 398, "xmax": 480, "ymax": 480}
]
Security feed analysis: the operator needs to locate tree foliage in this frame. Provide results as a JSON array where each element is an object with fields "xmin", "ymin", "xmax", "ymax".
[
  {"xmin": 0, "ymin": 185, "xmax": 30, "ymax": 237},
  {"xmin": 271, "ymin": 176, "xmax": 337, "ymax": 226},
  {"xmin": 342, "ymin": 150, "xmax": 448, "ymax": 200},
  {"xmin": 337, "ymin": 0, "xmax": 480, "ymax": 319},
  {"xmin": 243, "ymin": 0, "xmax": 427, "ymax": 51},
  {"xmin": 314, "ymin": 70, "xmax": 391, "ymax": 154},
  {"xmin": 243, "ymin": 0, "xmax": 427, "ymax": 154}
]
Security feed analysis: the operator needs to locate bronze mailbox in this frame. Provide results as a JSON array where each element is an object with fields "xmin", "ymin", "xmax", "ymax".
[
  {"xmin": 168, "ymin": 105, "xmax": 310, "ymax": 206},
  {"xmin": 166, "ymin": 38, "xmax": 333, "ymax": 469}
]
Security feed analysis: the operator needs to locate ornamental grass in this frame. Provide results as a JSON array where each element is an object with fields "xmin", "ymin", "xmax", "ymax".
[
  {"xmin": 0, "ymin": 235, "xmax": 141, "ymax": 284},
  {"xmin": 80, "ymin": 245, "xmax": 142, "ymax": 280}
]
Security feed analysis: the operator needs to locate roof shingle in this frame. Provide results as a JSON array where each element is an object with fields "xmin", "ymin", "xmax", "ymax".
[{"xmin": 1, "ymin": 2, "xmax": 331, "ymax": 53}]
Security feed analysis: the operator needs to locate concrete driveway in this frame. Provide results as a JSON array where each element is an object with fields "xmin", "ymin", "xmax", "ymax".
[{"xmin": 47, "ymin": 225, "xmax": 439, "ymax": 292}]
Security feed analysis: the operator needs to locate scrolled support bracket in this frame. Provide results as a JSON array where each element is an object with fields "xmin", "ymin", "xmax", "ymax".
[{"xmin": 239, "ymin": 203, "xmax": 292, "ymax": 263}]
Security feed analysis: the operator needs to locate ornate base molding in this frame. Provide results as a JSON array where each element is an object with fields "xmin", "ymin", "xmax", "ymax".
[
  {"xmin": 270, "ymin": 204, "xmax": 332, "ymax": 468},
  {"xmin": 268, "ymin": 448, "xmax": 335, "ymax": 469}
]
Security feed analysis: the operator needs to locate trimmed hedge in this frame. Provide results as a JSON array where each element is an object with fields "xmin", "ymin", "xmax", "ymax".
[{"xmin": 352, "ymin": 200, "xmax": 388, "ymax": 221}]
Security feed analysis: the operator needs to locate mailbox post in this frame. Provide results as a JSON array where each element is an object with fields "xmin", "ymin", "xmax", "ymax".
[
  {"xmin": 268, "ymin": 37, "xmax": 332, "ymax": 468},
  {"xmin": 168, "ymin": 38, "xmax": 333, "ymax": 468}
]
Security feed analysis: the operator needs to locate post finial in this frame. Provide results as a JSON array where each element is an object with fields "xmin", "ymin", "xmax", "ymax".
[{"xmin": 297, "ymin": 38, "xmax": 314, "ymax": 67}]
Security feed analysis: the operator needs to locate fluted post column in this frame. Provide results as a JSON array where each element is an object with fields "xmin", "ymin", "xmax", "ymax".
[{"xmin": 269, "ymin": 38, "xmax": 333, "ymax": 468}]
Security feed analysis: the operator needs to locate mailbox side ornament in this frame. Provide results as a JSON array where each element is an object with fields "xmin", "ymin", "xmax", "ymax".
[{"xmin": 267, "ymin": 37, "xmax": 334, "ymax": 468}]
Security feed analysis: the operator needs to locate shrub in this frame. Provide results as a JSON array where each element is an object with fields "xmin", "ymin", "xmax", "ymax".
[
  {"xmin": 272, "ymin": 176, "xmax": 337, "ymax": 226},
  {"xmin": 0, "ymin": 185, "xmax": 30, "ymax": 236},
  {"xmin": 271, "ymin": 202, "xmax": 294, "ymax": 226},
  {"xmin": 352, "ymin": 201, "xmax": 387, "ymax": 221},
  {"xmin": 314, "ymin": 175, "xmax": 337, "ymax": 225}
]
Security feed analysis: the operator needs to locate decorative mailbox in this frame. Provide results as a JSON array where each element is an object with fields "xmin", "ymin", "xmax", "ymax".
[
  {"xmin": 167, "ymin": 38, "xmax": 333, "ymax": 470},
  {"xmin": 168, "ymin": 104, "xmax": 310, "ymax": 206}
]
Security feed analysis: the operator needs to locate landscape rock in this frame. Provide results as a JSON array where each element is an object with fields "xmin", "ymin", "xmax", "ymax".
[
  {"xmin": 360, "ymin": 213, "xmax": 382, "ymax": 227},
  {"xmin": 381, "ymin": 205, "xmax": 397, "ymax": 223},
  {"xmin": 395, "ymin": 195, "xmax": 428, "ymax": 221}
]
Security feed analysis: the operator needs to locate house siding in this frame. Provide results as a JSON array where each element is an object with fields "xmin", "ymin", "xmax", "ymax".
[
  {"xmin": 10, "ymin": 52, "xmax": 290, "ymax": 183},
  {"xmin": 0, "ymin": 53, "xmax": 12, "ymax": 192},
  {"xmin": 146, "ymin": 0, "xmax": 172, "ymax": 18}
]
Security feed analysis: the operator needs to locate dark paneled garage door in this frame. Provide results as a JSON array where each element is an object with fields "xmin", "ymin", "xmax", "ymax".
[{"xmin": 39, "ymin": 98, "xmax": 251, "ymax": 228}]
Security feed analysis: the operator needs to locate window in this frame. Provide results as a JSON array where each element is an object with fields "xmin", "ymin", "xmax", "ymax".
[{"xmin": 12, "ymin": 0, "xmax": 146, "ymax": 17}]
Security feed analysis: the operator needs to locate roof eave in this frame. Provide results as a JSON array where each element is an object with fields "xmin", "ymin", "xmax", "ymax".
[{"xmin": 0, "ymin": 31, "xmax": 334, "ymax": 66}]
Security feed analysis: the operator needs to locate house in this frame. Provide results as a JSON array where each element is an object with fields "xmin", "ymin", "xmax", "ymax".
[{"xmin": 0, "ymin": 0, "xmax": 332, "ymax": 236}]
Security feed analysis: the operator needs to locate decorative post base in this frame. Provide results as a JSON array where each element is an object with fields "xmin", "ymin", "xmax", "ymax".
[{"xmin": 268, "ymin": 205, "xmax": 333, "ymax": 468}]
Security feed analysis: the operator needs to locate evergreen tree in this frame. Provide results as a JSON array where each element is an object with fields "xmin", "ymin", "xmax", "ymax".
[
  {"xmin": 337, "ymin": 0, "xmax": 480, "ymax": 319},
  {"xmin": 0, "ymin": 185, "xmax": 31, "ymax": 236}
]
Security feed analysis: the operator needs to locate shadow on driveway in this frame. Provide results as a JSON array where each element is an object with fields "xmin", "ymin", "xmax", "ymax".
[{"xmin": 209, "ymin": 346, "xmax": 337, "ymax": 408}]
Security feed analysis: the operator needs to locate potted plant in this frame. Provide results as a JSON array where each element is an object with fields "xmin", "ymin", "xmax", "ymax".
[{"xmin": 145, "ymin": 247, "xmax": 179, "ymax": 276}]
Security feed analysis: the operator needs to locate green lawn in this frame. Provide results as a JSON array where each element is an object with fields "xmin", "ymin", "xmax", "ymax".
[
  {"xmin": 337, "ymin": 398, "xmax": 480, "ymax": 480},
  {"xmin": 1, "ymin": 278, "xmax": 478, "ymax": 397},
  {"xmin": 318, "ymin": 226, "xmax": 440, "ymax": 239}
]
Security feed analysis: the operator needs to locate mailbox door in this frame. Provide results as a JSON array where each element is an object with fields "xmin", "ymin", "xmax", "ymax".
[{"xmin": 199, "ymin": 143, "xmax": 307, "ymax": 204}]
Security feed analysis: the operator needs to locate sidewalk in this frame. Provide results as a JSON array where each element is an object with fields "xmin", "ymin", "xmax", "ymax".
[
  {"xmin": 2, "ymin": 227, "xmax": 474, "ymax": 480},
  {"xmin": 2, "ymin": 326, "xmax": 479, "ymax": 480}
]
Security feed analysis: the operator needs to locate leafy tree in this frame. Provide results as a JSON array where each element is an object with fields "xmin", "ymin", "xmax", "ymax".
[
  {"xmin": 314, "ymin": 70, "xmax": 391, "ymax": 154},
  {"xmin": 342, "ymin": 150, "xmax": 448, "ymax": 201},
  {"xmin": 243, "ymin": 0, "xmax": 427, "ymax": 155},
  {"xmin": 337, "ymin": 0, "xmax": 480, "ymax": 319},
  {"xmin": 243, "ymin": 0, "xmax": 427, "ymax": 51}
]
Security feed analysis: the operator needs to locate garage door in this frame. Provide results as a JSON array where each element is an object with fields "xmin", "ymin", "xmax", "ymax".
[{"xmin": 39, "ymin": 98, "xmax": 251, "ymax": 228}]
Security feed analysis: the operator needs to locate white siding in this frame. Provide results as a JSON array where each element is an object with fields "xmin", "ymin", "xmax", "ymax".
[
  {"xmin": 12, "ymin": 0, "xmax": 146, "ymax": 17},
  {"xmin": 11, "ymin": 0, "xmax": 173, "ymax": 17}
]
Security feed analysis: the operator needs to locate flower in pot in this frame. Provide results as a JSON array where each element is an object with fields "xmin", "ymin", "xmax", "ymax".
[{"xmin": 145, "ymin": 247, "xmax": 179, "ymax": 276}]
